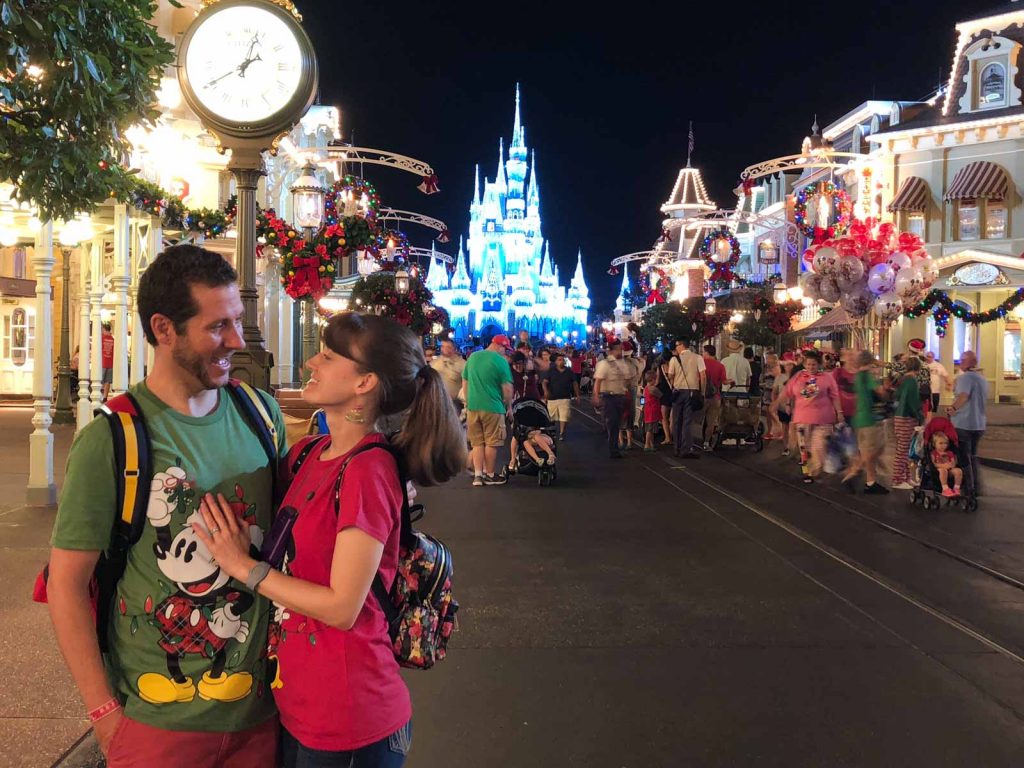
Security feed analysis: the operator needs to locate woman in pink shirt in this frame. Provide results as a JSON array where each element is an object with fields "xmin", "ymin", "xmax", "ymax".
[
  {"xmin": 195, "ymin": 313, "xmax": 466, "ymax": 767},
  {"xmin": 771, "ymin": 349, "xmax": 843, "ymax": 484}
]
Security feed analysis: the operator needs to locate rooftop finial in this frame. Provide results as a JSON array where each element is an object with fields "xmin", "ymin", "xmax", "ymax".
[
  {"xmin": 686, "ymin": 121, "xmax": 694, "ymax": 168},
  {"xmin": 811, "ymin": 114, "xmax": 820, "ymax": 135}
]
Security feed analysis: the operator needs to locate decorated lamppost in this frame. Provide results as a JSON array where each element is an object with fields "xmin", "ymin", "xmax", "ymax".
[
  {"xmin": 773, "ymin": 283, "xmax": 789, "ymax": 304},
  {"xmin": 290, "ymin": 161, "xmax": 326, "ymax": 382},
  {"xmin": 54, "ymin": 216, "xmax": 91, "ymax": 424},
  {"xmin": 394, "ymin": 268, "xmax": 410, "ymax": 296}
]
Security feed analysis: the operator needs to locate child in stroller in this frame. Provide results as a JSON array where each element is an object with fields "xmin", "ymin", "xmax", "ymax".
[
  {"xmin": 507, "ymin": 397, "xmax": 559, "ymax": 485},
  {"xmin": 911, "ymin": 416, "xmax": 978, "ymax": 511}
]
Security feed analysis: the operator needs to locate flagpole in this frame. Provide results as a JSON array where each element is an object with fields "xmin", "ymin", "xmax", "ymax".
[{"xmin": 687, "ymin": 121, "xmax": 694, "ymax": 167}]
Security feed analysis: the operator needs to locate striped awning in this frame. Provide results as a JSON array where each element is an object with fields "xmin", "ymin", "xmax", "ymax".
[
  {"xmin": 887, "ymin": 177, "xmax": 930, "ymax": 212},
  {"xmin": 944, "ymin": 161, "xmax": 1010, "ymax": 202}
]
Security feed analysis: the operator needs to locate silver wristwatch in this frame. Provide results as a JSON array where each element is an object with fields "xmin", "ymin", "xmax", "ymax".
[{"xmin": 245, "ymin": 561, "xmax": 272, "ymax": 592}]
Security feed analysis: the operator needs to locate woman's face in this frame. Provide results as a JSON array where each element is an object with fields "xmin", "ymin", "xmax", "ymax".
[{"xmin": 302, "ymin": 347, "xmax": 374, "ymax": 408}]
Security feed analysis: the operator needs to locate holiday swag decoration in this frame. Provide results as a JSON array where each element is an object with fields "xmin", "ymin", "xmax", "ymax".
[
  {"xmin": 699, "ymin": 227, "xmax": 741, "ymax": 285},
  {"xmin": 904, "ymin": 288, "xmax": 1024, "ymax": 337},
  {"xmin": 126, "ymin": 179, "xmax": 229, "ymax": 239},
  {"xmin": 350, "ymin": 272, "xmax": 449, "ymax": 334},
  {"xmin": 795, "ymin": 181, "xmax": 852, "ymax": 241},
  {"xmin": 752, "ymin": 293, "xmax": 803, "ymax": 335},
  {"xmin": 798, "ymin": 218, "xmax": 937, "ymax": 322},
  {"xmin": 639, "ymin": 263, "xmax": 672, "ymax": 304}
]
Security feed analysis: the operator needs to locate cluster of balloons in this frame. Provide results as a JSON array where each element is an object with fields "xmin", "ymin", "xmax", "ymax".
[{"xmin": 798, "ymin": 219, "xmax": 938, "ymax": 320}]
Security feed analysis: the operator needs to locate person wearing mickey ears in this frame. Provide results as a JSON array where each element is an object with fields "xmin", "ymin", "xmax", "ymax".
[{"xmin": 196, "ymin": 312, "xmax": 465, "ymax": 767}]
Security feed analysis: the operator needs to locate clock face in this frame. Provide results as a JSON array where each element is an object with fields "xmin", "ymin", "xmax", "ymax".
[{"xmin": 183, "ymin": 4, "xmax": 305, "ymax": 125}]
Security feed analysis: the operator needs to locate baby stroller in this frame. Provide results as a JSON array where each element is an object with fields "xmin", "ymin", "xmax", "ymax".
[
  {"xmin": 714, "ymin": 390, "xmax": 765, "ymax": 451},
  {"xmin": 910, "ymin": 417, "xmax": 978, "ymax": 512},
  {"xmin": 509, "ymin": 397, "xmax": 559, "ymax": 486}
]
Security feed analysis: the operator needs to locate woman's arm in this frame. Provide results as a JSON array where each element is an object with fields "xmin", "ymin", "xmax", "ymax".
[{"xmin": 195, "ymin": 494, "xmax": 385, "ymax": 631}]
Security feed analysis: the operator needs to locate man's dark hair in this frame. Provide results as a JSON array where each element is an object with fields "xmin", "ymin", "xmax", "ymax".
[
  {"xmin": 803, "ymin": 349, "xmax": 823, "ymax": 364},
  {"xmin": 677, "ymin": 338, "xmax": 691, "ymax": 349},
  {"xmin": 516, "ymin": 341, "xmax": 530, "ymax": 351},
  {"xmin": 137, "ymin": 244, "xmax": 237, "ymax": 345},
  {"xmin": 554, "ymin": 353, "xmax": 565, "ymax": 362},
  {"xmin": 703, "ymin": 344, "xmax": 716, "ymax": 357},
  {"xmin": 743, "ymin": 347, "xmax": 754, "ymax": 360}
]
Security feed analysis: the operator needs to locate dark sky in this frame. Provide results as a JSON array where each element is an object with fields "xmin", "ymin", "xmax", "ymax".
[{"xmin": 299, "ymin": 0, "xmax": 974, "ymax": 313}]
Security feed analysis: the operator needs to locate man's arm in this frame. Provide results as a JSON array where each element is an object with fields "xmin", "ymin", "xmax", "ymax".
[{"xmin": 502, "ymin": 381, "xmax": 514, "ymax": 407}]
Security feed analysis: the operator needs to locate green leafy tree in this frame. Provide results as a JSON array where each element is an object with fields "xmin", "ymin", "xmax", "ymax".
[{"xmin": 0, "ymin": 0, "xmax": 175, "ymax": 222}]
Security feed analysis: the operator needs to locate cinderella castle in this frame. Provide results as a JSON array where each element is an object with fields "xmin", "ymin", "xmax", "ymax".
[{"xmin": 427, "ymin": 87, "xmax": 591, "ymax": 343}]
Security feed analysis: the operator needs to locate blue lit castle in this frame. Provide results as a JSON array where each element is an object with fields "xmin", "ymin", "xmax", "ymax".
[{"xmin": 427, "ymin": 87, "xmax": 590, "ymax": 342}]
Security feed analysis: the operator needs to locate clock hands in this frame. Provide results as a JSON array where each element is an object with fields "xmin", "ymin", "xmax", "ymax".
[{"xmin": 202, "ymin": 33, "xmax": 262, "ymax": 89}]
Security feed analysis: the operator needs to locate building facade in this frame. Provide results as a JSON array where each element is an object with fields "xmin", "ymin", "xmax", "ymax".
[{"xmin": 430, "ymin": 89, "xmax": 590, "ymax": 342}]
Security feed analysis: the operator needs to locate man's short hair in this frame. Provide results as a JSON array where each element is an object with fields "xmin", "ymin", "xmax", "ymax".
[
  {"xmin": 608, "ymin": 339, "xmax": 622, "ymax": 348},
  {"xmin": 137, "ymin": 244, "xmax": 237, "ymax": 345},
  {"xmin": 554, "ymin": 353, "xmax": 565, "ymax": 362},
  {"xmin": 676, "ymin": 339, "xmax": 691, "ymax": 349},
  {"xmin": 743, "ymin": 347, "xmax": 754, "ymax": 359},
  {"xmin": 703, "ymin": 344, "xmax": 716, "ymax": 357}
]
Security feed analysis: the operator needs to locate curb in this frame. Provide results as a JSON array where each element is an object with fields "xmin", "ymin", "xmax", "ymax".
[
  {"xmin": 980, "ymin": 456, "xmax": 1024, "ymax": 476},
  {"xmin": 51, "ymin": 730, "xmax": 103, "ymax": 768}
]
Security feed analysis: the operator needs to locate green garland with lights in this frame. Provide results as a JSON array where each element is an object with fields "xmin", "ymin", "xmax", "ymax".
[
  {"xmin": 125, "ymin": 178, "xmax": 230, "ymax": 238},
  {"xmin": 794, "ymin": 181, "xmax": 852, "ymax": 240},
  {"xmin": 903, "ymin": 288, "xmax": 1024, "ymax": 337}
]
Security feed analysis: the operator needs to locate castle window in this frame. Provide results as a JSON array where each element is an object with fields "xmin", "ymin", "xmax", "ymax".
[{"xmin": 959, "ymin": 36, "xmax": 1020, "ymax": 114}]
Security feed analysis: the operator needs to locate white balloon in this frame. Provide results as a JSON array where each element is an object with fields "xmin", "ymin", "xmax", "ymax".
[
  {"xmin": 887, "ymin": 250, "xmax": 913, "ymax": 271},
  {"xmin": 812, "ymin": 246, "xmax": 839, "ymax": 275},
  {"xmin": 874, "ymin": 291, "xmax": 903, "ymax": 319},
  {"xmin": 894, "ymin": 267, "xmax": 924, "ymax": 298},
  {"xmin": 841, "ymin": 288, "xmax": 874, "ymax": 319},
  {"xmin": 867, "ymin": 263, "xmax": 896, "ymax": 295},
  {"xmin": 819, "ymin": 278, "xmax": 841, "ymax": 304}
]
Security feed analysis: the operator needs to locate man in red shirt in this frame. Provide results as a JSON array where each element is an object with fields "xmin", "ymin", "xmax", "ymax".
[
  {"xmin": 101, "ymin": 322, "xmax": 115, "ymax": 400},
  {"xmin": 701, "ymin": 344, "xmax": 728, "ymax": 450}
]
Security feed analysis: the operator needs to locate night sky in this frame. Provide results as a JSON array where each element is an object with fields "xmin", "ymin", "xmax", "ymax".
[{"xmin": 299, "ymin": 0, "xmax": 974, "ymax": 314}]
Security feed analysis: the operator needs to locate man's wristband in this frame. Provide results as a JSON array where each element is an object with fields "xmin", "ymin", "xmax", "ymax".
[
  {"xmin": 245, "ymin": 561, "xmax": 272, "ymax": 592},
  {"xmin": 88, "ymin": 698, "xmax": 121, "ymax": 723}
]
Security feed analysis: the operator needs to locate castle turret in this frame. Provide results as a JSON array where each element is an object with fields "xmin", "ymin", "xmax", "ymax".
[
  {"xmin": 614, "ymin": 266, "xmax": 630, "ymax": 314},
  {"xmin": 425, "ymin": 247, "xmax": 449, "ymax": 293}
]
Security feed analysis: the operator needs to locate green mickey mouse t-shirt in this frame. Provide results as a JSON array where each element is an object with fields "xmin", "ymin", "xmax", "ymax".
[{"xmin": 51, "ymin": 381, "xmax": 287, "ymax": 733}]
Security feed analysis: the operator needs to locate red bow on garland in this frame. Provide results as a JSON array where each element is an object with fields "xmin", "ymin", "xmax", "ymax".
[
  {"xmin": 660, "ymin": 228, "xmax": 672, "ymax": 242},
  {"xmin": 741, "ymin": 178, "xmax": 755, "ymax": 196},
  {"xmin": 418, "ymin": 174, "xmax": 440, "ymax": 195},
  {"xmin": 437, "ymin": 227, "xmax": 451, "ymax": 244},
  {"xmin": 812, "ymin": 226, "xmax": 833, "ymax": 245},
  {"xmin": 290, "ymin": 255, "xmax": 324, "ymax": 299}
]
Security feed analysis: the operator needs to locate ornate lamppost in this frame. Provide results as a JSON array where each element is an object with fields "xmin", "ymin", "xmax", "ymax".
[
  {"xmin": 54, "ymin": 216, "xmax": 90, "ymax": 424},
  {"xmin": 290, "ymin": 161, "xmax": 326, "ymax": 382}
]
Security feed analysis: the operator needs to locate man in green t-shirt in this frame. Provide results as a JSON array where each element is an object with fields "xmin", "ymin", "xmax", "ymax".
[
  {"xmin": 47, "ymin": 246, "xmax": 286, "ymax": 766},
  {"xmin": 842, "ymin": 350, "xmax": 889, "ymax": 495},
  {"xmin": 462, "ymin": 334, "xmax": 514, "ymax": 486}
]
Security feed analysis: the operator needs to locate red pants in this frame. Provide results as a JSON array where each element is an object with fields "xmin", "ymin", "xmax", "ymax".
[{"xmin": 106, "ymin": 714, "xmax": 278, "ymax": 768}]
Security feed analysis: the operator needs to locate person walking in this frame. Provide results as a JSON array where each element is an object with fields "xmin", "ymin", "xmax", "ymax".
[
  {"xmin": 543, "ymin": 353, "xmax": 580, "ymax": 440},
  {"xmin": 925, "ymin": 351, "xmax": 951, "ymax": 413},
  {"xmin": 701, "ymin": 345, "xmax": 727, "ymax": 450},
  {"xmin": 656, "ymin": 350, "xmax": 675, "ymax": 446},
  {"xmin": 592, "ymin": 339, "xmax": 630, "ymax": 458},
  {"xmin": 841, "ymin": 350, "xmax": 890, "ymax": 494},
  {"xmin": 891, "ymin": 355, "xmax": 924, "ymax": 490},
  {"xmin": 833, "ymin": 348, "xmax": 857, "ymax": 423},
  {"xmin": 199, "ymin": 312, "xmax": 464, "ymax": 768},
  {"xmin": 46, "ymin": 245, "xmax": 287, "ymax": 767},
  {"xmin": 771, "ymin": 349, "xmax": 842, "ymax": 484},
  {"xmin": 667, "ymin": 338, "xmax": 706, "ymax": 459},
  {"xmin": 642, "ymin": 370, "xmax": 663, "ymax": 452},
  {"xmin": 619, "ymin": 342, "xmax": 644, "ymax": 450},
  {"xmin": 721, "ymin": 338, "xmax": 751, "ymax": 392},
  {"xmin": 101, "ymin": 322, "xmax": 115, "ymax": 400},
  {"xmin": 947, "ymin": 350, "xmax": 987, "ymax": 495},
  {"xmin": 430, "ymin": 338, "xmax": 466, "ymax": 410},
  {"xmin": 463, "ymin": 334, "xmax": 514, "ymax": 486},
  {"xmin": 745, "ymin": 347, "xmax": 763, "ymax": 397}
]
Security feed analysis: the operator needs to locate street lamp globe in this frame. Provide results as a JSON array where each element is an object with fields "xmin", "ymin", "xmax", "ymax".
[
  {"xmin": 704, "ymin": 297, "xmax": 717, "ymax": 315},
  {"xmin": 58, "ymin": 215, "xmax": 92, "ymax": 248},
  {"xmin": 773, "ymin": 283, "xmax": 789, "ymax": 304},
  {"xmin": 290, "ymin": 161, "xmax": 326, "ymax": 230},
  {"xmin": 394, "ymin": 268, "xmax": 410, "ymax": 296}
]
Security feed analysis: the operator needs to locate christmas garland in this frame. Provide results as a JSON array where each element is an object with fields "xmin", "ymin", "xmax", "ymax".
[
  {"xmin": 706, "ymin": 272, "xmax": 782, "ymax": 292},
  {"xmin": 903, "ymin": 288, "xmax": 1024, "ymax": 338},
  {"xmin": 125, "ymin": 179, "xmax": 229, "ymax": 238},
  {"xmin": 751, "ymin": 293, "xmax": 803, "ymax": 335},
  {"xmin": 377, "ymin": 228, "xmax": 411, "ymax": 268},
  {"xmin": 349, "ymin": 272, "xmax": 448, "ymax": 334},
  {"xmin": 325, "ymin": 176, "xmax": 381, "ymax": 226},
  {"xmin": 639, "ymin": 264, "xmax": 671, "ymax": 304},
  {"xmin": 699, "ymin": 227, "xmax": 741, "ymax": 283},
  {"xmin": 794, "ymin": 181, "xmax": 852, "ymax": 241}
]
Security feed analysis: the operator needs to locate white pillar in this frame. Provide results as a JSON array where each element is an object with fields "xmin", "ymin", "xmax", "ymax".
[
  {"xmin": 27, "ymin": 222, "xmax": 56, "ymax": 506},
  {"xmin": 264, "ymin": 251, "xmax": 282, "ymax": 386},
  {"xmin": 111, "ymin": 204, "xmax": 130, "ymax": 396},
  {"xmin": 129, "ymin": 217, "xmax": 158, "ymax": 384},
  {"xmin": 89, "ymin": 237, "xmax": 106, "ymax": 410},
  {"xmin": 76, "ymin": 241, "xmax": 93, "ymax": 431},
  {"xmin": 279, "ymin": 290, "xmax": 295, "ymax": 386}
]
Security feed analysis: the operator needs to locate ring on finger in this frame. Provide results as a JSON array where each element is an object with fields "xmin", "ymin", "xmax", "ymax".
[{"xmin": 209, "ymin": 527, "xmax": 221, "ymax": 534}]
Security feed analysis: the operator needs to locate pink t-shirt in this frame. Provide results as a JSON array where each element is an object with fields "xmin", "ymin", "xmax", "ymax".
[
  {"xmin": 273, "ymin": 434, "xmax": 410, "ymax": 750},
  {"xmin": 784, "ymin": 370, "xmax": 840, "ymax": 425},
  {"xmin": 643, "ymin": 384, "xmax": 662, "ymax": 423}
]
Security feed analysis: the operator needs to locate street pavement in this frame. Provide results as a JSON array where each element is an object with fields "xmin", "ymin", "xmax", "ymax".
[{"xmin": 4, "ymin": 404, "xmax": 1024, "ymax": 766}]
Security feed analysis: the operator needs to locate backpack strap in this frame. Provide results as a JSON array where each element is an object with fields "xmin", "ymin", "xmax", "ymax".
[
  {"xmin": 95, "ymin": 392, "xmax": 152, "ymax": 653},
  {"xmin": 288, "ymin": 435, "xmax": 329, "ymax": 478},
  {"xmin": 226, "ymin": 379, "xmax": 278, "ymax": 463}
]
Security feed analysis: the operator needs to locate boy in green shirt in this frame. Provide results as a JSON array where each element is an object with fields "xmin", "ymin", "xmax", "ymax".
[
  {"xmin": 47, "ymin": 246, "xmax": 286, "ymax": 766},
  {"xmin": 842, "ymin": 350, "xmax": 890, "ymax": 495}
]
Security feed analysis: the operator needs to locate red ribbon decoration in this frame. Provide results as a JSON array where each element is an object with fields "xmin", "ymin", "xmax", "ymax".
[
  {"xmin": 437, "ymin": 227, "xmax": 451, "ymax": 244},
  {"xmin": 741, "ymin": 178, "xmax": 755, "ymax": 196},
  {"xmin": 289, "ymin": 255, "xmax": 323, "ymax": 299},
  {"xmin": 660, "ymin": 227, "xmax": 672, "ymax": 242},
  {"xmin": 812, "ymin": 226, "xmax": 833, "ymax": 245},
  {"xmin": 418, "ymin": 174, "xmax": 440, "ymax": 195}
]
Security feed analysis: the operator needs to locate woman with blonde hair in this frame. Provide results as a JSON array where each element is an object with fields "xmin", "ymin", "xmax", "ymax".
[{"xmin": 196, "ymin": 312, "xmax": 465, "ymax": 767}]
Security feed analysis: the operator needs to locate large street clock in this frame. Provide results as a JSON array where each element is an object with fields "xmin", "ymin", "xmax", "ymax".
[{"xmin": 177, "ymin": 0, "xmax": 318, "ymax": 144}]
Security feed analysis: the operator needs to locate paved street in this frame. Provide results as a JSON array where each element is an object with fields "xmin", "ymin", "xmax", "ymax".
[{"xmin": 5, "ymin": 405, "xmax": 1024, "ymax": 766}]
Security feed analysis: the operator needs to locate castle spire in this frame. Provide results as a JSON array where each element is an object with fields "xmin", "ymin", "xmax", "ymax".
[
  {"xmin": 495, "ymin": 137, "xmax": 506, "ymax": 192},
  {"xmin": 528, "ymin": 150, "xmax": 540, "ymax": 206},
  {"xmin": 473, "ymin": 164, "xmax": 481, "ymax": 206},
  {"xmin": 513, "ymin": 83, "xmax": 522, "ymax": 145}
]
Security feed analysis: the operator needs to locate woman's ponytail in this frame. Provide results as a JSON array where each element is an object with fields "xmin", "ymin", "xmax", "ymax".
[{"xmin": 392, "ymin": 364, "xmax": 466, "ymax": 486}]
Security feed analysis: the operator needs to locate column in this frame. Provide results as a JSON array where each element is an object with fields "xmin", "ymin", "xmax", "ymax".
[
  {"xmin": 229, "ymin": 161, "xmax": 271, "ymax": 389},
  {"xmin": 263, "ymin": 250, "xmax": 282, "ymax": 386},
  {"xmin": 76, "ymin": 241, "xmax": 93, "ymax": 431},
  {"xmin": 279, "ymin": 291, "xmax": 295, "ymax": 386},
  {"xmin": 89, "ymin": 236, "xmax": 106, "ymax": 410},
  {"xmin": 52, "ymin": 245, "xmax": 75, "ymax": 424},
  {"xmin": 110, "ymin": 204, "xmax": 130, "ymax": 396},
  {"xmin": 27, "ymin": 222, "xmax": 56, "ymax": 506}
]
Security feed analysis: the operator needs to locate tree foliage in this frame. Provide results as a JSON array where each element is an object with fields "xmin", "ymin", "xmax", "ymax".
[
  {"xmin": 0, "ymin": 0, "xmax": 175, "ymax": 222},
  {"xmin": 634, "ymin": 301, "xmax": 729, "ymax": 349}
]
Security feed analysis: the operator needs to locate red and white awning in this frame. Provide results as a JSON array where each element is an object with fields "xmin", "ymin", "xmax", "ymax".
[
  {"xmin": 944, "ymin": 161, "xmax": 1010, "ymax": 201},
  {"xmin": 887, "ymin": 177, "xmax": 930, "ymax": 212}
]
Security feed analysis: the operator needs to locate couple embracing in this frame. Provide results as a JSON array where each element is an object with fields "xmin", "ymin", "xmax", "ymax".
[{"xmin": 45, "ymin": 245, "xmax": 465, "ymax": 767}]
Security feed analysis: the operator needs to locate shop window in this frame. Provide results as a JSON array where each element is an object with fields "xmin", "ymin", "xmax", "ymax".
[
  {"xmin": 986, "ymin": 203, "xmax": 1008, "ymax": 239},
  {"xmin": 3, "ymin": 308, "xmax": 33, "ymax": 367},
  {"xmin": 1005, "ymin": 323, "xmax": 1022, "ymax": 379},
  {"xmin": 957, "ymin": 200, "xmax": 980, "ymax": 240},
  {"xmin": 979, "ymin": 61, "xmax": 1007, "ymax": 108},
  {"xmin": 906, "ymin": 212, "xmax": 925, "ymax": 239}
]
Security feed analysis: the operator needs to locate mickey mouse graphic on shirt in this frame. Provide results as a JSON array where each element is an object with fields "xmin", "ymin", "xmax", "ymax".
[{"xmin": 136, "ymin": 465, "xmax": 264, "ymax": 706}]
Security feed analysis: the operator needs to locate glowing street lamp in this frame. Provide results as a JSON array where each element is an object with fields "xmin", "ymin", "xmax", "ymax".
[
  {"xmin": 395, "ymin": 268, "xmax": 410, "ymax": 296},
  {"xmin": 704, "ymin": 297, "xmax": 717, "ymax": 315},
  {"xmin": 55, "ymin": 215, "xmax": 93, "ymax": 423},
  {"xmin": 773, "ymin": 283, "xmax": 789, "ymax": 304}
]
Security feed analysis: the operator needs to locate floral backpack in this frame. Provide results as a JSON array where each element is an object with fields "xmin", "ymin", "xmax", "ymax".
[{"xmin": 331, "ymin": 440, "xmax": 458, "ymax": 670}]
